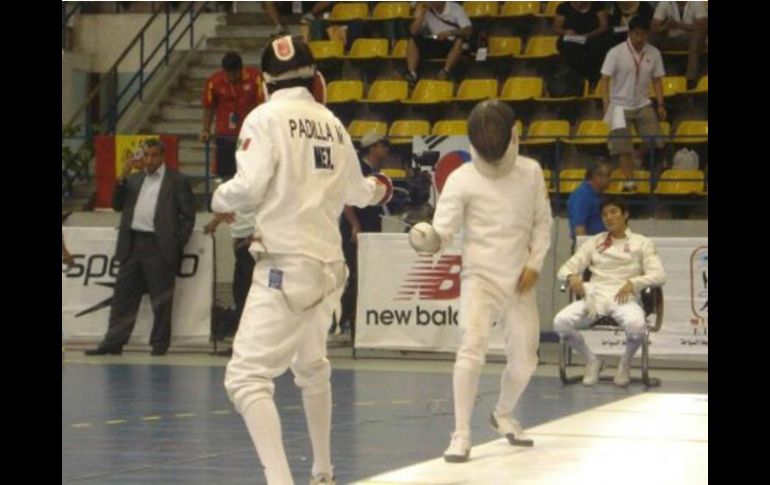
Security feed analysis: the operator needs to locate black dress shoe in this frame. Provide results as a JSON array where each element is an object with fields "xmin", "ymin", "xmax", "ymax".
[
  {"xmin": 84, "ymin": 346, "xmax": 122, "ymax": 356},
  {"xmin": 150, "ymin": 348, "xmax": 168, "ymax": 356}
]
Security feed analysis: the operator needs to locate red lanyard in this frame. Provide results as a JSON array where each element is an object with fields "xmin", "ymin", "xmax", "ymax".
[
  {"xmin": 597, "ymin": 233, "xmax": 613, "ymax": 254},
  {"xmin": 626, "ymin": 40, "xmax": 645, "ymax": 86}
]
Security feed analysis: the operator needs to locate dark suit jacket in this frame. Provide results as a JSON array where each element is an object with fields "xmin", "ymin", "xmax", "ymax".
[{"xmin": 113, "ymin": 166, "xmax": 195, "ymax": 269}]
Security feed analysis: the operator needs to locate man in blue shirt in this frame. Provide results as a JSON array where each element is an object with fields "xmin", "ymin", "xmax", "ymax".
[{"xmin": 567, "ymin": 160, "xmax": 611, "ymax": 240}]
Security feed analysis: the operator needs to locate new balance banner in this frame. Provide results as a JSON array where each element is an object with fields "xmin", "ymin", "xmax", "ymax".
[
  {"xmin": 62, "ymin": 227, "xmax": 213, "ymax": 347},
  {"xmin": 355, "ymin": 233, "xmax": 508, "ymax": 354},
  {"xmin": 356, "ymin": 234, "xmax": 707, "ymax": 356}
]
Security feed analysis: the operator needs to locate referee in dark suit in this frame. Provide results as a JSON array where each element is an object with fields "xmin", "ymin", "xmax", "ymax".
[{"xmin": 85, "ymin": 139, "xmax": 195, "ymax": 356}]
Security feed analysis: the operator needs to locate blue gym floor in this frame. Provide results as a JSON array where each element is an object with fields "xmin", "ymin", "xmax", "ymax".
[{"xmin": 62, "ymin": 353, "xmax": 707, "ymax": 484}]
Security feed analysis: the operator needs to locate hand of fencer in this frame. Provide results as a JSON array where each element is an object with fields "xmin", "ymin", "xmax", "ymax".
[
  {"xmin": 215, "ymin": 212, "xmax": 236, "ymax": 224},
  {"xmin": 614, "ymin": 281, "xmax": 634, "ymax": 304},
  {"xmin": 408, "ymin": 222, "xmax": 441, "ymax": 256},
  {"xmin": 516, "ymin": 267, "xmax": 539, "ymax": 294},
  {"xmin": 568, "ymin": 275, "xmax": 585, "ymax": 297}
]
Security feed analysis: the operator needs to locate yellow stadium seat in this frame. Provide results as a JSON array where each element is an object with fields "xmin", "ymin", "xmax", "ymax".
[
  {"xmin": 366, "ymin": 80, "xmax": 409, "ymax": 103},
  {"xmin": 654, "ymin": 170, "xmax": 706, "ymax": 195},
  {"xmin": 371, "ymin": 2, "xmax": 410, "ymax": 20},
  {"xmin": 388, "ymin": 119, "xmax": 431, "ymax": 144},
  {"xmin": 499, "ymin": 77, "xmax": 543, "ymax": 100},
  {"xmin": 345, "ymin": 38, "xmax": 389, "ymax": 59},
  {"xmin": 522, "ymin": 120, "xmax": 570, "ymax": 145},
  {"xmin": 432, "ymin": 120, "xmax": 468, "ymax": 136},
  {"xmin": 565, "ymin": 120, "xmax": 610, "ymax": 145},
  {"xmin": 385, "ymin": 39, "xmax": 408, "ymax": 59},
  {"xmin": 691, "ymin": 75, "xmax": 708, "ymax": 93},
  {"xmin": 329, "ymin": 2, "xmax": 369, "ymax": 21},
  {"xmin": 308, "ymin": 40, "xmax": 344, "ymax": 60},
  {"xmin": 326, "ymin": 80, "xmax": 364, "ymax": 103},
  {"xmin": 559, "ymin": 169, "xmax": 586, "ymax": 194},
  {"xmin": 498, "ymin": 1, "xmax": 540, "ymax": 17},
  {"xmin": 672, "ymin": 121, "xmax": 708, "ymax": 144},
  {"xmin": 464, "ymin": 1, "xmax": 498, "ymax": 17},
  {"xmin": 348, "ymin": 120, "xmax": 387, "ymax": 139},
  {"xmin": 487, "ymin": 36, "xmax": 523, "ymax": 57},
  {"xmin": 661, "ymin": 76, "xmax": 687, "ymax": 97},
  {"xmin": 537, "ymin": 1, "xmax": 564, "ymax": 17},
  {"xmin": 515, "ymin": 36, "xmax": 559, "ymax": 58},
  {"xmin": 402, "ymin": 80, "xmax": 454, "ymax": 104},
  {"xmin": 605, "ymin": 169, "xmax": 652, "ymax": 194},
  {"xmin": 454, "ymin": 79, "xmax": 498, "ymax": 101}
]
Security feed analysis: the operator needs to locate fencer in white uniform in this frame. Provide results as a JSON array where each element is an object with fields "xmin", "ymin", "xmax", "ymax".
[
  {"xmin": 409, "ymin": 100, "xmax": 553, "ymax": 463},
  {"xmin": 211, "ymin": 36, "xmax": 391, "ymax": 485},
  {"xmin": 554, "ymin": 197, "xmax": 665, "ymax": 387}
]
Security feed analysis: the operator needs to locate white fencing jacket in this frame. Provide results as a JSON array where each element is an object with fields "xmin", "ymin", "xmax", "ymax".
[
  {"xmin": 557, "ymin": 229, "xmax": 666, "ymax": 310},
  {"xmin": 432, "ymin": 155, "xmax": 553, "ymax": 294},
  {"xmin": 212, "ymin": 87, "xmax": 376, "ymax": 263}
]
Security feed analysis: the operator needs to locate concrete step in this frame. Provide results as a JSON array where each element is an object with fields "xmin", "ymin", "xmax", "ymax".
[
  {"xmin": 207, "ymin": 36, "xmax": 273, "ymax": 50},
  {"xmin": 164, "ymin": 88, "xmax": 204, "ymax": 105},
  {"xmin": 215, "ymin": 25, "xmax": 285, "ymax": 38},
  {"xmin": 150, "ymin": 120, "xmax": 200, "ymax": 135},
  {"xmin": 223, "ymin": 12, "xmax": 274, "ymax": 26},
  {"xmin": 197, "ymin": 49, "xmax": 263, "ymax": 66},
  {"xmin": 179, "ymin": 77, "xmax": 210, "ymax": 90},
  {"xmin": 160, "ymin": 104, "xmax": 204, "ymax": 120}
]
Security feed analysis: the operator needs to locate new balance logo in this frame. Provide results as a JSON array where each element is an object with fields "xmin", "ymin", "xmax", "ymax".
[{"xmin": 396, "ymin": 255, "xmax": 461, "ymax": 301}]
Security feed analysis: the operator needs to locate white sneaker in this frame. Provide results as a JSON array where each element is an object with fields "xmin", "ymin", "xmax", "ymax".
[
  {"xmin": 614, "ymin": 360, "xmax": 631, "ymax": 387},
  {"xmin": 443, "ymin": 432, "xmax": 471, "ymax": 463},
  {"xmin": 490, "ymin": 413, "xmax": 534, "ymax": 447},
  {"xmin": 582, "ymin": 359, "xmax": 605, "ymax": 386},
  {"xmin": 301, "ymin": 12, "xmax": 315, "ymax": 23},
  {"xmin": 309, "ymin": 473, "xmax": 335, "ymax": 485}
]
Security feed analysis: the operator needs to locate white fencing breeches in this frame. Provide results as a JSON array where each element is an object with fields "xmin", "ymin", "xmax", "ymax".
[
  {"xmin": 553, "ymin": 299, "xmax": 646, "ymax": 362},
  {"xmin": 453, "ymin": 276, "xmax": 540, "ymax": 436},
  {"xmin": 553, "ymin": 299, "xmax": 646, "ymax": 337},
  {"xmin": 224, "ymin": 254, "xmax": 346, "ymax": 484}
]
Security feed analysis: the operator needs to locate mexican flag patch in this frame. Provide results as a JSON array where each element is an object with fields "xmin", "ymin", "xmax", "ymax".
[{"xmin": 236, "ymin": 138, "xmax": 251, "ymax": 151}]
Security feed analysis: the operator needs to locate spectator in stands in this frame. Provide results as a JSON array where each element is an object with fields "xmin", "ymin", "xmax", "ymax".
[
  {"xmin": 607, "ymin": 2, "xmax": 655, "ymax": 46},
  {"xmin": 84, "ymin": 139, "xmax": 195, "ymax": 357},
  {"xmin": 201, "ymin": 52, "xmax": 265, "ymax": 180},
  {"xmin": 567, "ymin": 160, "xmax": 611, "ymax": 241},
  {"xmin": 264, "ymin": 1, "xmax": 332, "ymax": 36},
  {"xmin": 404, "ymin": 1, "xmax": 472, "ymax": 86},
  {"xmin": 600, "ymin": 15, "xmax": 666, "ymax": 191},
  {"xmin": 336, "ymin": 131, "xmax": 392, "ymax": 339},
  {"xmin": 650, "ymin": 1, "xmax": 708, "ymax": 90},
  {"xmin": 204, "ymin": 210, "xmax": 257, "ymax": 357},
  {"xmin": 554, "ymin": 1, "xmax": 610, "ymax": 87},
  {"xmin": 554, "ymin": 197, "xmax": 665, "ymax": 387}
]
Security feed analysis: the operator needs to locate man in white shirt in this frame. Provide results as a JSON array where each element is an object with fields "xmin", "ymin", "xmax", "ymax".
[
  {"xmin": 554, "ymin": 197, "xmax": 665, "ymax": 387},
  {"xmin": 211, "ymin": 36, "xmax": 391, "ymax": 485},
  {"xmin": 409, "ymin": 100, "xmax": 553, "ymax": 463},
  {"xmin": 651, "ymin": 1, "xmax": 708, "ymax": 89},
  {"xmin": 404, "ymin": 1, "xmax": 472, "ymax": 85},
  {"xmin": 600, "ymin": 15, "xmax": 666, "ymax": 192}
]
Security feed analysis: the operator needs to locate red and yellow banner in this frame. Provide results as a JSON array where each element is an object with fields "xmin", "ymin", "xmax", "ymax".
[{"xmin": 94, "ymin": 135, "xmax": 179, "ymax": 208}]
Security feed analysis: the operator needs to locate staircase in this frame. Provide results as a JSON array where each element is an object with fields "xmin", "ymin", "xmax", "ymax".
[{"xmin": 143, "ymin": 9, "xmax": 303, "ymax": 208}]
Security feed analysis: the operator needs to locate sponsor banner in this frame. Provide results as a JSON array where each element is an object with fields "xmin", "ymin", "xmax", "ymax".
[{"xmin": 62, "ymin": 227, "xmax": 213, "ymax": 347}]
